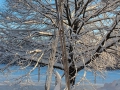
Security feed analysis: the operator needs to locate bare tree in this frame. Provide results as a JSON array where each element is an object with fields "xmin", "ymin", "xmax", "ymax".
[{"xmin": 0, "ymin": 0, "xmax": 120, "ymax": 89}]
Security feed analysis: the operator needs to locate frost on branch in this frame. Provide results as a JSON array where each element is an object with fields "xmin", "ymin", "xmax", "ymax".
[{"xmin": 0, "ymin": 0, "xmax": 120, "ymax": 88}]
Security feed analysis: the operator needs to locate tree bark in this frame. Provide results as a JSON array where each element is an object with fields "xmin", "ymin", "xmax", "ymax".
[{"xmin": 69, "ymin": 63, "xmax": 76, "ymax": 85}]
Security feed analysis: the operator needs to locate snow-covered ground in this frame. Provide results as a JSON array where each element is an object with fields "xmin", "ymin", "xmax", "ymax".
[
  {"xmin": 0, "ymin": 80, "xmax": 102, "ymax": 90},
  {"xmin": 98, "ymin": 79, "xmax": 120, "ymax": 90},
  {"xmin": 0, "ymin": 80, "xmax": 120, "ymax": 90}
]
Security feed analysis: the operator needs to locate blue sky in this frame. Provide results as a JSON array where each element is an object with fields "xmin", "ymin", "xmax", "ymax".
[{"xmin": 0, "ymin": 0, "xmax": 6, "ymax": 11}]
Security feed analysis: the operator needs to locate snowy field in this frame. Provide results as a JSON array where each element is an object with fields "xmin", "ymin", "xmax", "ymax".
[
  {"xmin": 0, "ymin": 65, "xmax": 120, "ymax": 90},
  {"xmin": 0, "ymin": 83, "xmax": 98, "ymax": 90},
  {"xmin": 0, "ymin": 80, "xmax": 120, "ymax": 90}
]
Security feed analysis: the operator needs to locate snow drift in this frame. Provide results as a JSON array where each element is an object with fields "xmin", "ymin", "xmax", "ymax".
[{"xmin": 98, "ymin": 79, "xmax": 120, "ymax": 90}]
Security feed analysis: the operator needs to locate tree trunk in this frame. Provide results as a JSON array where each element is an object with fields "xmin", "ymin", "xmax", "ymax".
[
  {"xmin": 68, "ymin": 44, "xmax": 76, "ymax": 85},
  {"xmin": 69, "ymin": 63, "xmax": 76, "ymax": 85}
]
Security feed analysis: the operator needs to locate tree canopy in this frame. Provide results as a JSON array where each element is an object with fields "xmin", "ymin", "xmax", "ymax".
[{"xmin": 0, "ymin": 0, "xmax": 120, "ymax": 89}]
